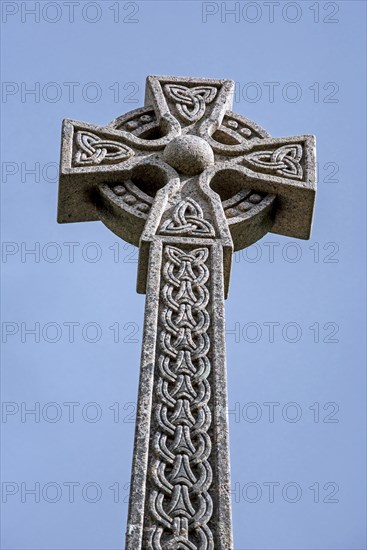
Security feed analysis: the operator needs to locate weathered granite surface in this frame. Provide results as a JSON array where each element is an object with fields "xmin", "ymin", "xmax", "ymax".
[{"xmin": 57, "ymin": 75, "xmax": 316, "ymax": 549}]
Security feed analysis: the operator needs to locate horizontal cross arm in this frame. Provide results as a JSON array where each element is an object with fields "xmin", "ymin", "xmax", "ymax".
[
  {"xmin": 58, "ymin": 119, "xmax": 177, "ymax": 224},
  {"xmin": 207, "ymin": 135, "xmax": 316, "ymax": 240}
]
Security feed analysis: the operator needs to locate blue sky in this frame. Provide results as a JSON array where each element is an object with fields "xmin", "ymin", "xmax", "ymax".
[{"xmin": 1, "ymin": 1, "xmax": 366, "ymax": 549}]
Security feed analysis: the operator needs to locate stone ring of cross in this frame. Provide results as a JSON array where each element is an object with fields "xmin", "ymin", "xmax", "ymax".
[{"xmin": 58, "ymin": 76, "xmax": 316, "ymax": 549}]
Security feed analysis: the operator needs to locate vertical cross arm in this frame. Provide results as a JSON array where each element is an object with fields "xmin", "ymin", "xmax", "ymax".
[{"xmin": 127, "ymin": 191, "xmax": 233, "ymax": 549}]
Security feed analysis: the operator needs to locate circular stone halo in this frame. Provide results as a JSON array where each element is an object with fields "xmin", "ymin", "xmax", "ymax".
[
  {"xmin": 96, "ymin": 107, "xmax": 276, "ymax": 250},
  {"xmin": 163, "ymin": 135, "xmax": 215, "ymax": 176}
]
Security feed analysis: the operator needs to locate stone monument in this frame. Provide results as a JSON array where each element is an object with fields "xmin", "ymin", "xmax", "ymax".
[{"xmin": 57, "ymin": 75, "xmax": 316, "ymax": 549}]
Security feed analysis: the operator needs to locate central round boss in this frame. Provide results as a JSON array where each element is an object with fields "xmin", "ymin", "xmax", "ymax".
[{"xmin": 163, "ymin": 135, "xmax": 215, "ymax": 176}]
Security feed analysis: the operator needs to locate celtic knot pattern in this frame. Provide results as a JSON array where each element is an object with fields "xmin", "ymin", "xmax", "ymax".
[
  {"xmin": 160, "ymin": 198, "xmax": 215, "ymax": 237},
  {"xmin": 74, "ymin": 131, "xmax": 134, "ymax": 166},
  {"xmin": 245, "ymin": 144, "xmax": 303, "ymax": 180},
  {"xmin": 147, "ymin": 245, "xmax": 213, "ymax": 550},
  {"xmin": 164, "ymin": 85, "xmax": 217, "ymax": 124}
]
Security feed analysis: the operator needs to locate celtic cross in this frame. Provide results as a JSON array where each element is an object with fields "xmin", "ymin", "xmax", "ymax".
[{"xmin": 57, "ymin": 75, "xmax": 316, "ymax": 549}]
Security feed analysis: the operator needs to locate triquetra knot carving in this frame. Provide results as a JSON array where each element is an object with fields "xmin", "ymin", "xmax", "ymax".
[
  {"xmin": 74, "ymin": 131, "xmax": 134, "ymax": 166},
  {"xmin": 246, "ymin": 144, "xmax": 303, "ymax": 180},
  {"xmin": 160, "ymin": 198, "xmax": 215, "ymax": 237},
  {"xmin": 164, "ymin": 84, "xmax": 217, "ymax": 124}
]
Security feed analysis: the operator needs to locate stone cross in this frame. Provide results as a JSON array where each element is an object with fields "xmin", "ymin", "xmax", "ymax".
[{"xmin": 57, "ymin": 75, "xmax": 316, "ymax": 549}]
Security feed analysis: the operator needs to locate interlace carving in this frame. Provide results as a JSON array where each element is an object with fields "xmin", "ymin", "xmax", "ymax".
[
  {"xmin": 160, "ymin": 198, "xmax": 215, "ymax": 237},
  {"xmin": 164, "ymin": 85, "xmax": 217, "ymax": 124},
  {"xmin": 245, "ymin": 144, "xmax": 303, "ymax": 180},
  {"xmin": 74, "ymin": 131, "xmax": 134, "ymax": 166},
  {"xmin": 148, "ymin": 245, "xmax": 213, "ymax": 550}
]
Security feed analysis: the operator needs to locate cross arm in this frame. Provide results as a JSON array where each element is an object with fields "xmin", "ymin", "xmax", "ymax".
[
  {"xmin": 57, "ymin": 114, "xmax": 179, "ymax": 224},
  {"xmin": 204, "ymin": 131, "xmax": 316, "ymax": 242}
]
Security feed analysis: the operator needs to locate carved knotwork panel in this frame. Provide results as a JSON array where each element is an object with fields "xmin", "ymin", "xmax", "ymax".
[
  {"xmin": 73, "ymin": 130, "xmax": 135, "ymax": 167},
  {"xmin": 145, "ymin": 244, "xmax": 214, "ymax": 550},
  {"xmin": 164, "ymin": 84, "xmax": 218, "ymax": 125},
  {"xmin": 160, "ymin": 198, "xmax": 216, "ymax": 238},
  {"xmin": 243, "ymin": 144, "xmax": 304, "ymax": 180}
]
